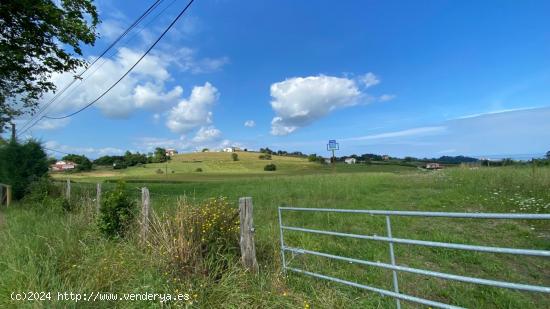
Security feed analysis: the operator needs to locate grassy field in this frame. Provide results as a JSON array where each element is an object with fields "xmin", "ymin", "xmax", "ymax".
[{"xmin": 1, "ymin": 158, "xmax": 549, "ymax": 308}]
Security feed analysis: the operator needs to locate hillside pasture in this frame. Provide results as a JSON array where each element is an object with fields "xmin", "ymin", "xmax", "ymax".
[{"xmin": 52, "ymin": 151, "xmax": 417, "ymax": 182}]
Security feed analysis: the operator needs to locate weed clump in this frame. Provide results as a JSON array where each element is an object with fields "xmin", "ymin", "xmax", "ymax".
[
  {"xmin": 149, "ymin": 197, "xmax": 239, "ymax": 276},
  {"xmin": 264, "ymin": 163, "xmax": 277, "ymax": 171}
]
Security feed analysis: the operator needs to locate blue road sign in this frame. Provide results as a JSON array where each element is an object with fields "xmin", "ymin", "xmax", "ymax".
[{"xmin": 327, "ymin": 140, "xmax": 339, "ymax": 151}]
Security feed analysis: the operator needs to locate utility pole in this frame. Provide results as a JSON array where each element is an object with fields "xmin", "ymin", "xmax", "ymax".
[{"xmin": 10, "ymin": 123, "xmax": 15, "ymax": 142}]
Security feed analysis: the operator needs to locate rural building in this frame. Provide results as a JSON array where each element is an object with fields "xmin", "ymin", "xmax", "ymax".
[
  {"xmin": 51, "ymin": 160, "xmax": 77, "ymax": 171},
  {"xmin": 344, "ymin": 158, "xmax": 357, "ymax": 164},
  {"xmin": 166, "ymin": 149, "xmax": 178, "ymax": 156},
  {"xmin": 223, "ymin": 146, "xmax": 241, "ymax": 153},
  {"xmin": 382, "ymin": 155, "xmax": 390, "ymax": 161},
  {"xmin": 425, "ymin": 162, "xmax": 442, "ymax": 170},
  {"xmin": 324, "ymin": 158, "xmax": 332, "ymax": 164}
]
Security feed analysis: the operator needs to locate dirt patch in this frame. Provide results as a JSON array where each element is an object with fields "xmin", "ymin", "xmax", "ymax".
[{"xmin": 87, "ymin": 172, "xmax": 118, "ymax": 177}]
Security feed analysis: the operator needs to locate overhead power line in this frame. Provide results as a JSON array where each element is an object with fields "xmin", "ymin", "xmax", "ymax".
[
  {"xmin": 19, "ymin": 0, "xmax": 194, "ymax": 137},
  {"xmin": 43, "ymin": 147, "xmax": 73, "ymax": 156},
  {"xmin": 42, "ymin": 0, "xmax": 196, "ymax": 121},
  {"xmin": 17, "ymin": 0, "xmax": 164, "ymax": 135}
]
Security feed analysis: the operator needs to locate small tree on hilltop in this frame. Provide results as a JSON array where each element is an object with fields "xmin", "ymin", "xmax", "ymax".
[
  {"xmin": 153, "ymin": 147, "xmax": 168, "ymax": 163},
  {"xmin": 231, "ymin": 153, "xmax": 239, "ymax": 161}
]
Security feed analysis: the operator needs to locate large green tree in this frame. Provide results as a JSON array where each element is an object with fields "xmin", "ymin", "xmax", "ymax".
[
  {"xmin": 0, "ymin": 0, "xmax": 100, "ymax": 131},
  {"xmin": 0, "ymin": 139, "xmax": 48, "ymax": 199}
]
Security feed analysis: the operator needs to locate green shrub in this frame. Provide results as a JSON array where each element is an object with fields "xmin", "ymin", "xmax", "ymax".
[
  {"xmin": 195, "ymin": 168, "xmax": 203, "ymax": 172},
  {"xmin": 231, "ymin": 153, "xmax": 239, "ymax": 161},
  {"xmin": 97, "ymin": 182, "xmax": 136, "ymax": 238},
  {"xmin": 156, "ymin": 168, "xmax": 164, "ymax": 174},
  {"xmin": 259, "ymin": 154, "xmax": 272, "ymax": 160},
  {"xmin": 264, "ymin": 163, "xmax": 277, "ymax": 171},
  {"xmin": 113, "ymin": 160, "xmax": 127, "ymax": 169},
  {"xmin": 22, "ymin": 177, "xmax": 73, "ymax": 212},
  {"xmin": 23, "ymin": 176, "xmax": 62, "ymax": 203}
]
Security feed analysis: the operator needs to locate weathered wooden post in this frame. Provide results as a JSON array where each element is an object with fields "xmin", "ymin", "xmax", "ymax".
[
  {"xmin": 6, "ymin": 185, "xmax": 11, "ymax": 207},
  {"xmin": 96, "ymin": 183, "xmax": 101, "ymax": 214},
  {"xmin": 65, "ymin": 179, "xmax": 71, "ymax": 201},
  {"xmin": 141, "ymin": 187, "xmax": 150, "ymax": 241},
  {"xmin": 239, "ymin": 197, "xmax": 258, "ymax": 272}
]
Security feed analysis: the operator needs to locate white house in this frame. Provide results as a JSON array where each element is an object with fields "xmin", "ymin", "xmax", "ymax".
[
  {"xmin": 166, "ymin": 149, "xmax": 178, "ymax": 156},
  {"xmin": 425, "ymin": 162, "xmax": 442, "ymax": 170},
  {"xmin": 222, "ymin": 146, "xmax": 241, "ymax": 153},
  {"xmin": 51, "ymin": 160, "xmax": 76, "ymax": 171},
  {"xmin": 344, "ymin": 158, "xmax": 357, "ymax": 164}
]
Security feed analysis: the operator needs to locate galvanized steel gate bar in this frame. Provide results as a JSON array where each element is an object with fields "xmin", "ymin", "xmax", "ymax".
[{"xmin": 278, "ymin": 207, "xmax": 550, "ymax": 309}]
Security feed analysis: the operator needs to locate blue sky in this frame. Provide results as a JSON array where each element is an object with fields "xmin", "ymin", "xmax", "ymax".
[{"xmin": 12, "ymin": 0, "xmax": 550, "ymax": 158}]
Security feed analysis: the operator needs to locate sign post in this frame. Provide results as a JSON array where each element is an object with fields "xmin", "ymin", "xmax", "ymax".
[{"xmin": 327, "ymin": 139, "xmax": 339, "ymax": 168}]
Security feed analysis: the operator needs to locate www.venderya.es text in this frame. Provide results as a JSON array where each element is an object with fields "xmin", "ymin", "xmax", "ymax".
[{"xmin": 10, "ymin": 291, "xmax": 190, "ymax": 303}]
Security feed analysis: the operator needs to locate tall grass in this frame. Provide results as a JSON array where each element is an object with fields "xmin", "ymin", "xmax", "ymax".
[{"xmin": 1, "ymin": 166, "xmax": 549, "ymax": 308}]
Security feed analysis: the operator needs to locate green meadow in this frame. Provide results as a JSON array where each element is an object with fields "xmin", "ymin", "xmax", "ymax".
[{"xmin": 1, "ymin": 154, "xmax": 549, "ymax": 308}]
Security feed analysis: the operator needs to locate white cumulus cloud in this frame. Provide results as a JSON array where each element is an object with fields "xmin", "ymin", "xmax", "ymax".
[
  {"xmin": 244, "ymin": 120, "xmax": 255, "ymax": 127},
  {"xmin": 359, "ymin": 72, "xmax": 380, "ymax": 88},
  {"xmin": 166, "ymin": 82, "xmax": 219, "ymax": 134},
  {"xmin": 44, "ymin": 141, "xmax": 125, "ymax": 158},
  {"xmin": 26, "ymin": 45, "xmax": 228, "ymax": 130},
  {"xmin": 269, "ymin": 75, "xmax": 362, "ymax": 135},
  {"xmin": 379, "ymin": 94, "xmax": 396, "ymax": 102},
  {"xmin": 192, "ymin": 126, "xmax": 222, "ymax": 143}
]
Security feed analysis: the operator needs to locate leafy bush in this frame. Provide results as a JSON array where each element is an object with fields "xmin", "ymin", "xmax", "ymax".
[
  {"xmin": 23, "ymin": 176, "xmax": 62, "ymax": 203},
  {"xmin": 264, "ymin": 163, "xmax": 277, "ymax": 171},
  {"xmin": 148, "ymin": 197, "xmax": 239, "ymax": 276},
  {"xmin": 113, "ymin": 160, "xmax": 127, "ymax": 169},
  {"xmin": 231, "ymin": 153, "xmax": 239, "ymax": 161},
  {"xmin": 195, "ymin": 168, "xmax": 203, "ymax": 172},
  {"xmin": 156, "ymin": 168, "xmax": 164, "ymax": 174},
  {"xmin": 259, "ymin": 154, "xmax": 272, "ymax": 160},
  {"xmin": 0, "ymin": 139, "xmax": 48, "ymax": 199},
  {"xmin": 97, "ymin": 182, "xmax": 136, "ymax": 238},
  {"xmin": 22, "ymin": 177, "xmax": 74, "ymax": 212}
]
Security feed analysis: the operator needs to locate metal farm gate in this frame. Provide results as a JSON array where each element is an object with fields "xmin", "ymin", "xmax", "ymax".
[{"xmin": 278, "ymin": 207, "xmax": 550, "ymax": 309}]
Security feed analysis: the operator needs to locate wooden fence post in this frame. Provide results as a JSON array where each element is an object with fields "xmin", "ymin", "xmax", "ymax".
[
  {"xmin": 96, "ymin": 183, "xmax": 101, "ymax": 214},
  {"xmin": 6, "ymin": 185, "xmax": 11, "ymax": 207},
  {"xmin": 239, "ymin": 197, "xmax": 258, "ymax": 272},
  {"xmin": 141, "ymin": 187, "xmax": 150, "ymax": 241},
  {"xmin": 66, "ymin": 179, "xmax": 71, "ymax": 201}
]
